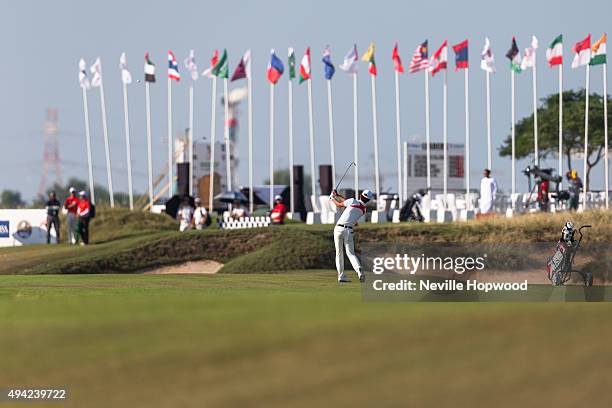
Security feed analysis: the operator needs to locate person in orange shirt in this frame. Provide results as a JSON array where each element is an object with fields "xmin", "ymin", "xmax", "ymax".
[
  {"xmin": 76, "ymin": 191, "xmax": 92, "ymax": 245},
  {"xmin": 270, "ymin": 195, "xmax": 287, "ymax": 225}
]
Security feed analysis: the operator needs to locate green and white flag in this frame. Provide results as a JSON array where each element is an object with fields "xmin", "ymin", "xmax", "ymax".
[
  {"xmin": 288, "ymin": 47, "xmax": 296, "ymax": 80},
  {"xmin": 546, "ymin": 35, "xmax": 563, "ymax": 66},
  {"xmin": 590, "ymin": 34, "xmax": 607, "ymax": 65}
]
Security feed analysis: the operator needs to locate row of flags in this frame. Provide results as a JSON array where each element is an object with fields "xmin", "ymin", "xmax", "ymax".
[{"xmin": 78, "ymin": 34, "xmax": 608, "ymax": 90}]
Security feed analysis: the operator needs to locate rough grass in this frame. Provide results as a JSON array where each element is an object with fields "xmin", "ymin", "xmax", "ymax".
[
  {"xmin": 1, "ymin": 273, "xmax": 612, "ymax": 407},
  {"xmin": 1, "ymin": 209, "xmax": 610, "ymax": 275}
]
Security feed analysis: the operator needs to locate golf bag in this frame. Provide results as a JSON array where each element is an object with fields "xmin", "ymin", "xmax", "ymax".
[
  {"xmin": 399, "ymin": 190, "xmax": 425, "ymax": 223},
  {"xmin": 546, "ymin": 224, "xmax": 592, "ymax": 286}
]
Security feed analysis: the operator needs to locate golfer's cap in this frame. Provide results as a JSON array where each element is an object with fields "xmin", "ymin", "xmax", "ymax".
[
  {"xmin": 275, "ymin": 195, "xmax": 282, "ymax": 201},
  {"xmin": 79, "ymin": 190, "xmax": 87, "ymax": 196},
  {"xmin": 194, "ymin": 197, "xmax": 201, "ymax": 203},
  {"xmin": 361, "ymin": 189, "xmax": 373, "ymax": 200},
  {"xmin": 69, "ymin": 187, "xmax": 76, "ymax": 193}
]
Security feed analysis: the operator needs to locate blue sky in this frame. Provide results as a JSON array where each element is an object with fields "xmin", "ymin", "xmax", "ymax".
[{"xmin": 1, "ymin": 0, "xmax": 609, "ymax": 200}]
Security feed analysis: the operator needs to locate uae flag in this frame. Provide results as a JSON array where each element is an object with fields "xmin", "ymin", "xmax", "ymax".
[
  {"xmin": 590, "ymin": 33, "xmax": 607, "ymax": 66},
  {"xmin": 571, "ymin": 35, "xmax": 591, "ymax": 68},
  {"xmin": 361, "ymin": 43, "xmax": 377, "ymax": 76},
  {"xmin": 299, "ymin": 47, "xmax": 311, "ymax": 84},
  {"xmin": 144, "ymin": 53, "xmax": 156, "ymax": 83},
  {"xmin": 506, "ymin": 37, "xmax": 522, "ymax": 73},
  {"xmin": 211, "ymin": 49, "xmax": 229, "ymax": 78},
  {"xmin": 546, "ymin": 35, "xmax": 563, "ymax": 66}
]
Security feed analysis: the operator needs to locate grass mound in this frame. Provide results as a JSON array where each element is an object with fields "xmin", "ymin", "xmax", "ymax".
[{"xmin": 0, "ymin": 209, "xmax": 610, "ymax": 275}]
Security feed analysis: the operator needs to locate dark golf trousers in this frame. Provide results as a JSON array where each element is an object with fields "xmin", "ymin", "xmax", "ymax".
[
  {"xmin": 47, "ymin": 215, "xmax": 60, "ymax": 244},
  {"xmin": 78, "ymin": 216, "xmax": 90, "ymax": 245}
]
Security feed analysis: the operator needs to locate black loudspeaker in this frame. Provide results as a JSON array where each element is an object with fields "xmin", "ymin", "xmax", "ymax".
[
  {"xmin": 319, "ymin": 165, "xmax": 333, "ymax": 195},
  {"xmin": 176, "ymin": 163, "xmax": 190, "ymax": 197},
  {"xmin": 292, "ymin": 165, "xmax": 307, "ymax": 221}
]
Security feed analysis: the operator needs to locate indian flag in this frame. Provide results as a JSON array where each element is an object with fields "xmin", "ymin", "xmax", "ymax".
[
  {"xmin": 299, "ymin": 47, "xmax": 311, "ymax": 84},
  {"xmin": 590, "ymin": 33, "xmax": 607, "ymax": 66},
  {"xmin": 546, "ymin": 35, "xmax": 563, "ymax": 66},
  {"xmin": 571, "ymin": 34, "xmax": 591, "ymax": 68}
]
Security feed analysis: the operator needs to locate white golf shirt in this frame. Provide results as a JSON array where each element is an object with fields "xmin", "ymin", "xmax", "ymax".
[
  {"xmin": 336, "ymin": 198, "xmax": 367, "ymax": 227},
  {"xmin": 479, "ymin": 176, "xmax": 498, "ymax": 214}
]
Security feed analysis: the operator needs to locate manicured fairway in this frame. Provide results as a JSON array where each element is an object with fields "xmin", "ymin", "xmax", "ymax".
[{"xmin": 1, "ymin": 272, "xmax": 611, "ymax": 407}]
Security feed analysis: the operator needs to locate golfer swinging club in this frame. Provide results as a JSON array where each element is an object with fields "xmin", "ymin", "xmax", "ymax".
[{"xmin": 330, "ymin": 188, "xmax": 373, "ymax": 283}]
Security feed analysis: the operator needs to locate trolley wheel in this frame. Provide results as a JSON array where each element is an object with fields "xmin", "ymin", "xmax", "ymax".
[{"xmin": 584, "ymin": 272, "xmax": 593, "ymax": 287}]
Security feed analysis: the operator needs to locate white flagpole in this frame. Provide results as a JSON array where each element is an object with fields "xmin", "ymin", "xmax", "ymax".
[
  {"xmin": 486, "ymin": 70, "xmax": 492, "ymax": 170},
  {"xmin": 403, "ymin": 141, "xmax": 408, "ymax": 201},
  {"xmin": 288, "ymin": 78, "xmax": 294, "ymax": 212},
  {"xmin": 370, "ymin": 75, "xmax": 381, "ymax": 200},
  {"xmin": 353, "ymin": 74, "xmax": 359, "ymax": 197},
  {"xmin": 326, "ymin": 80, "xmax": 336, "ymax": 188},
  {"xmin": 511, "ymin": 70, "xmax": 516, "ymax": 208},
  {"xmin": 604, "ymin": 62, "xmax": 609, "ymax": 209},
  {"xmin": 533, "ymin": 52, "xmax": 539, "ymax": 166},
  {"xmin": 583, "ymin": 65, "xmax": 590, "ymax": 210},
  {"xmin": 121, "ymin": 81, "xmax": 133, "ymax": 210},
  {"xmin": 425, "ymin": 70, "xmax": 431, "ymax": 192},
  {"xmin": 99, "ymin": 76, "xmax": 114, "ymax": 207},
  {"xmin": 269, "ymin": 83, "xmax": 275, "ymax": 208},
  {"xmin": 188, "ymin": 83, "xmax": 194, "ymax": 196},
  {"xmin": 224, "ymin": 78, "xmax": 231, "ymax": 191},
  {"xmin": 167, "ymin": 76, "xmax": 173, "ymax": 198},
  {"xmin": 145, "ymin": 82, "xmax": 154, "ymax": 210},
  {"xmin": 208, "ymin": 76, "xmax": 217, "ymax": 212},
  {"xmin": 81, "ymin": 87, "xmax": 95, "ymax": 204},
  {"xmin": 442, "ymin": 68, "xmax": 448, "ymax": 207},
  {"xmin": 394, "ymin": 70, "xmax": 403, "ymax": 205},
  {"xmin": 558, "ymin": 64, "xmax": 563, "ymax": 188},
  {"xmin": 464, "ymin": 68, "xmax": 471, "ymax": 211},
  {"xmin": 307, "ymin": 79, "xmax": 318, "ymax": 210},
  {"xmin": 248, "ymin": 74, "xmax": 254, "ymax": 214}
]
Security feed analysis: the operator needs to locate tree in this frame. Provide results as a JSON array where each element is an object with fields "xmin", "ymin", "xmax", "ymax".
[
  {"xmin": 0, "ymin": 190, "xmax": 25, "ymax": 208},
  {"xmin": 499, "ymin": 90, "xmax": 609, "ymax": 189},
  {"xmin": 32, "ymin": 178, "xmax": 132, "ymax": 208}
]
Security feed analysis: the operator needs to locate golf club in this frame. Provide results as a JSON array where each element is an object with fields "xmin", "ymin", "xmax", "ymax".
[{"xmin": 334, "ymin": 162, "xmax": 356, "ymax": 192}]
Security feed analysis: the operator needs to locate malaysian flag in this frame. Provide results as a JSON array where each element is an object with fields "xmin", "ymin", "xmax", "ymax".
[
  {"xmin": 168, "ymin": 51, "xmax": 180, "ymax": 81},
  {"xmin": 409, "ymin": 40, "xmax": 429, "ymax": 73}
]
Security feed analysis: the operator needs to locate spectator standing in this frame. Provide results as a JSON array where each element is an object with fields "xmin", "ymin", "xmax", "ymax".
[
  {"xmin": 270, "ymin": 195, "xmax": 287, "ymax": 225},
  {"xmin": 537, "ymin": 178, "xmax": 550, "ymax": 212},
  {"xmin": 566, "ymin": 170, "xmax": 583, "ymax": 211},
  {"xmin": 64, "ymin": 187, "xmax": 79, "ymax": 244},
  {"xmin": 479, "ymin": 169, "xmax": 498, "ymax": 215},
  {"xmin": 76, "ymin": 191, "xmax": 91, "ymax": 245},
  {"xmin": 177, "ymin": 198, "xmax": 195, "ymax": 232},
  {"xmin": 193, "ymin": 197, "xmax": 209, "ymax": 230},
  {"xmin": 45, "ymin": 191, "xmax": 61, "ymax": 244}
]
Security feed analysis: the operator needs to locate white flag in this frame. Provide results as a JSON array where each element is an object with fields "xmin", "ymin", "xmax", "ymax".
[
  {"xmin": 520, "ymin": 36, "xmax": 539, "ymax": 70},
  {"xmin": 90, "ymin": 58, "xmax": 102, "ymax": 88},
  {"xmin": 79, "ymin": 58, "xmax": 90, "ymax": 89},
  {"xmin": 119, "ymin": 52, "xmax": 132, "ymax": 85},
  {"xmin": 480, "ymin": 37, "xmax": 496, "ymax": 73},
  {"xmin": 184, "ymin": 49, "xmax": 199, "ymax": 81},
  {"xmin": 339, "ymin": 44, "xmax": 359, "ymax": 74}
]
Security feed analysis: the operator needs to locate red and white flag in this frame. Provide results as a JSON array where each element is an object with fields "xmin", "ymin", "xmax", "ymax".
[
  {"xmin": 429, "ymin": 41, "xmax": 448, "ymax": 76},
  {"xmin": 571, "ymin": 34, "xmax": 591, "ymax": 68},
  {"xmin": 392, "ymin": 43, "xmax": 404, "ymax": 73},
  {"xmin": 299, "ymin": 47, "xmax": 311, "ymax": 83},
  {"xmin": 409, "ymin": 40, "xmax": 429, "ymax": 73}
]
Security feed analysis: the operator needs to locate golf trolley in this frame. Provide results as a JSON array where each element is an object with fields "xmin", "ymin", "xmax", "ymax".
[{"xmin": 546, "ymin": 225, "xmax": 593, "ymax": 287}]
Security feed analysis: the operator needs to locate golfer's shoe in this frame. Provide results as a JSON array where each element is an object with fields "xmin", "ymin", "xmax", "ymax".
[
  {"xmin": 359, "ymin": 274, "xmax": 366, "ymax": 283},
  {"xmin": 338, "ymin": 277, "xmax": 352, "ymax": 283}
]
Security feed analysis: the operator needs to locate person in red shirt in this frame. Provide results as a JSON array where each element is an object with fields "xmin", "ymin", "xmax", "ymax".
[
  {"xmin": 63, "ymin": 187, "xmax": 79, "ymax": 244},
  {"xmin": 270, "ymin": 195, "xmax": 287, "ymax": 225},
  {"xmin": 537, "ymin": 179, "xmax": 550, "ymax": 212},
  {"xmin": 76, "ymin": 191, "xmax": 92, "ymax": 245}
]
